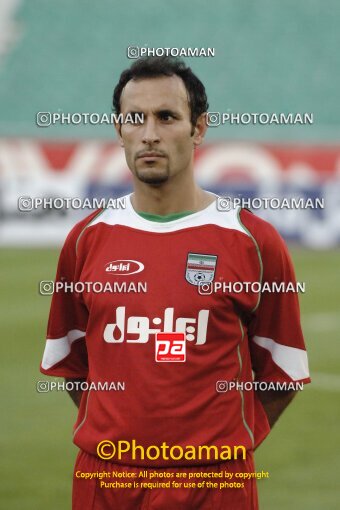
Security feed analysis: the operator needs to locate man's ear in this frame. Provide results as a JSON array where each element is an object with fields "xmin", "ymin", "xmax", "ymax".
[
  {"xmin": 114, "ymin": 122, "xmax": 124, "ymax": 147},
  {"xmin": 192, "ymin": 112, "xmax": 208, "ymax": 146}
]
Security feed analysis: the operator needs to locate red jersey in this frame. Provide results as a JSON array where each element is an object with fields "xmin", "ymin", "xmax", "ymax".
[{"xmin": 40, "ymin": 194, "xmax": 310, "ymax": 466}]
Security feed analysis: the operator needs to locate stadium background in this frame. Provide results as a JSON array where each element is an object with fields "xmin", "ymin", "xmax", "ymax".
[{"xmin": 0, "ymin": 1, "xmax": 339, "ymax": 508}]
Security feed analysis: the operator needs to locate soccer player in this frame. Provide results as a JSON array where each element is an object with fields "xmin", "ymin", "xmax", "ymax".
[{"xmin": 40, "ymin": 56, "xmax": 310, "ymax": 510}]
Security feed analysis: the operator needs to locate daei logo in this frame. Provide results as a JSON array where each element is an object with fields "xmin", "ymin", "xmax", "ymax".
[
  {"xmin": 103, "ymin": 307, "xmax": 209, "ymax": 345},
  {"xmin": 105, "ymin": 260, "xmax": 144, "ymax": 275},
  {"xmin": 155, "ymin": 333, "xmax": 186, "ymax": 362}
]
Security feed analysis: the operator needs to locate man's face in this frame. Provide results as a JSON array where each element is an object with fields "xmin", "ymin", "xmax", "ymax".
[{"xmin": 117, "ymin": 75, "xmax": 202, "ymax": 186}]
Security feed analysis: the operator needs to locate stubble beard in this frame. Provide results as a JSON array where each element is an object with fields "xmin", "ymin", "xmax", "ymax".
[{"xmin": 134, "ymin": 164, "xmax": 170, "ymax": 186}]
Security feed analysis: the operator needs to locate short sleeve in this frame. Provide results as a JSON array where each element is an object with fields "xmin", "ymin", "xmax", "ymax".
[
  {"xmin": 40, "ymin": 224, "xmax": 89, "ymax": 379},
  {"xmin": 246, "ymin": 214, "xmax": 311, "ymax": 385}
]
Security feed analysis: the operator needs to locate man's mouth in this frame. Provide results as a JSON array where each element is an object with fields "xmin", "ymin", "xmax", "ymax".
[{"xmin": 137, "ymin": 151, "xmax": 166, "ymax": 160}]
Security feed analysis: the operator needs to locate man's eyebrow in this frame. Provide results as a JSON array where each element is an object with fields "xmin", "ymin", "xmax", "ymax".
[
  {"xmin": 155, "ymin": 108, "xmax": 181, "ymax": 116},
  {"xmin": 125, "ymin": 107, "xmax": 180, "ymax": 114},
  {"xmin": 125, "ymin": 108, "xmax": 144, "ymax": 113}
]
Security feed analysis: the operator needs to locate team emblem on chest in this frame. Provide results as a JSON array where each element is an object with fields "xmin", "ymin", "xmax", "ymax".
[{"xmin": 185, "ymin": 253, "xmax": 218, "ymax": 286}]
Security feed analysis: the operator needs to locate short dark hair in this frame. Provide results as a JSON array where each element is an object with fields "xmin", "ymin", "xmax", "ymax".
[{"xmin": 112, "ymin": 56, "xmax": 209, "ymax": 127}]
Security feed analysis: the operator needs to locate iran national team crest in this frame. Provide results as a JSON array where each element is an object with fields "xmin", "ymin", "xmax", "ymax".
[{"xmin": 185, "ymin": 253, "xmax": 218, "ymax": 286}]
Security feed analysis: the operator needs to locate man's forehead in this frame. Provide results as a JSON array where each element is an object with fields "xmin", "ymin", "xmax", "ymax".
[{"xmin": 120, "ymin": 75, "xmax": 190, "ymax": 111}]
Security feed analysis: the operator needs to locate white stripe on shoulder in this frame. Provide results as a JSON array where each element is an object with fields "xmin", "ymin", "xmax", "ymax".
[
  {"xmin": 41, "ymin": 329, "xmax": 86, "ymax": 370},
  {"xmin": 88, "ymin": 193, "xmax": 250, "ymax": 235},
  {"xmin": 252, "ymin": 335, "xmax": 310, "ymax": 381}
]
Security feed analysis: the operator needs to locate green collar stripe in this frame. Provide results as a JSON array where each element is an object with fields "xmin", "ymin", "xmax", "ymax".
[{"xmin": 137, "ymin": 211, "xmax": 194, "ymax": 222}]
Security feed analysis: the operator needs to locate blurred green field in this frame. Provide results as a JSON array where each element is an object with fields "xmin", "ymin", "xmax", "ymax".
[{"xmin": 0, "ymin": 248, "xmax": 339, "ymax": 509}]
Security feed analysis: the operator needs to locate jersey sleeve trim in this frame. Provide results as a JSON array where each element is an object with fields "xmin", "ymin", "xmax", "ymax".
[
  {"xmin": 236, "ymin": 208, "xmax": 263, "ymax": 312},
  {"xmin": 236, "ymin": 320, "xmax": 255, "ymax": 448},
  {"xmin": 75, "ymin": 208, "xmax": 106, "ymax": 254},
  {"xmin": 252, "ymin": 335, "xmax": 310, "ymax": 381},
  {"xmin": 41, "ymin": 329, "xmax": 86, "ymax": 370},
  {"xmin": 73, "ymin": 389, "xmax": 92, "ymax": 439}
]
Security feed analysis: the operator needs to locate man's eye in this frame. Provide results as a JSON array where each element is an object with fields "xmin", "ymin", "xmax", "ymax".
[
  {"xmin": 129, "ymin": 113, "xmax": 144, "ymax": 124},
  {"xmin": 160, "ymin": 113, "xmax": 174, "ymax": 121}
]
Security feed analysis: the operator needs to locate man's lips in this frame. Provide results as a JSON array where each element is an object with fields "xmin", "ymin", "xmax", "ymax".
[{"xmin": 137, "ymin": 152, "xmax": 166, "ymax": 160}]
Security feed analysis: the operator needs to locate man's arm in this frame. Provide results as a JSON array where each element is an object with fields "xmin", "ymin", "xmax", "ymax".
[
  {"xmin": 256, "ymin": 389, "xmax": 297, "ymax": 428},
  {"xmin": 65, "ymin": 378, "xmax": 85, "ymax": 408}
]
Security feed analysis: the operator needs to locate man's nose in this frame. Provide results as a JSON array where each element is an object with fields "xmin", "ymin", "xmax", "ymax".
[{"xmin": 142, "ymin": 118, "xmax": 160, "ymax": 144}]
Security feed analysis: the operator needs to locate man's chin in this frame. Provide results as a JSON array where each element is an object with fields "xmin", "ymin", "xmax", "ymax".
[{"xmin": 136, "ymin": 170, "xmax": 169, "ymax": 186}]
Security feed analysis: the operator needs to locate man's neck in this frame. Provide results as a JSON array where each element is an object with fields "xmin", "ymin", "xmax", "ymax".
[{"xmin": 130, "ymin": 180, "xmax": 215, "ymax": 216}]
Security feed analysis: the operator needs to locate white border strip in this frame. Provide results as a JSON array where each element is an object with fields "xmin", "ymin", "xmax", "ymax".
[
  {"xmin": 41, "ymin": 329, "xmax": 86, "ymax": 370},
  {"xmin": 252, "ymin": 335, "xmax": 309, "ymax": 381}
]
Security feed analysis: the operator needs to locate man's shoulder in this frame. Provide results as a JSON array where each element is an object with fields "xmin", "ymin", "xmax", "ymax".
[
  {"xmin": 63, "ymin": 208, "xmax": 104, "ymax": 251},
  {"xmin": 238, "ymin": 208, "xmax": 287, "ymax": 255},
  {"xmin": 62, "ymin": 194, "xmax": 131, "ymax": 252}
]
